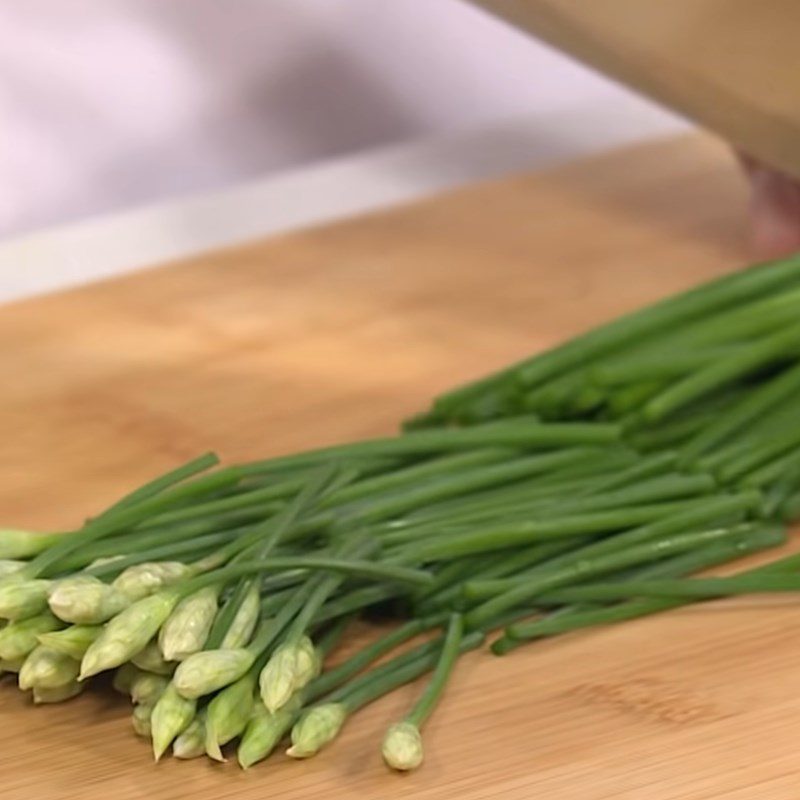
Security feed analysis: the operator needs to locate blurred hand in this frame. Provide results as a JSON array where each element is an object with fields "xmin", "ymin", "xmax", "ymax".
[{"xmin": 740, "ymin": 153, "xmax": 800, "ymax": 259}]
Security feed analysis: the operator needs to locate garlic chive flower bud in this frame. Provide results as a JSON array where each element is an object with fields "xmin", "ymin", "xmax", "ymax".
[
  {"xmin": 0, "ymin": 656, "xmax": 25, "ymax": 673},
  {"xmin": 18, "ymin": 646, "xmax": 80, "ymax": 691},
  {"xmin": 0, "ymin": 560, "xmax": 27, "ymax": 578},
  {"xmin": 79, "ymin": 592, "xmax": 179, "ymax": 679},
  {"xmin": 219, "ymin": 583, "xmax": 260, "ymax": 649},
  {"xmin": 258, "ymin": 647, "xmax": 295, "ymax": 714},
  {"xmin": 203, "ymin": 673, "xmax": 255, "ymax": 761},
  {"xmin": 132, "ymin": 703, "xmax": 154, "ymax": 738},
  {"xmin": 112, "ymin": 662, "xmax": 143, "ymax": 697},
  {"xmin": 130, "ymin": 672, "xmax": 170, "ymax": 705},
  {"xmin": 48, "ymin": 576, "xmax": 129, "ymax": 624},
  {"xmin": 381, "ymin": 721, "xmax": 424, "ymax": 771},
  {"xmin": 37, "ymin": 625, "xmax": 102, "ymax": 661},
  {"xmin": 295, "ymin": 636, "xmax": 321, "ymax": 686},
  {"xmin": 151, "ymin": 683, "xmax": 197, "ymax": 760},
  {"xmin": 0, "ymin": 529, "xmax": 58, "ymax": 559},
  {"xmin": 32, "ymin": 681, "xmax": 84, "ymax": 704},
  {"xmin": 112, "ymin": 562, "xmax": 192, "ymax": 602},
  {"xmin": 173, "ymin": 717, "xmax": 206, "ymax": 759},
  {"xmin": 0, "ymin": 613, "xmax": 62, "ymax": 662},
  {"xmin": 259, "ymin": 636, "xmax": 320, "ymax": 713},
  {"xmin": 173, "ymin": 648, "xmax": 253, "ymax": 699},
  {"xmin": 130, "ymin": 639, "xmax": 176, "ymax": 676},
  {"xmin": 158, "ymin": 586, "xmax": 218, "ymax": 662},
  {"xmin": 86, "ymin": 555, "xmax": 126, "ymax": 570},
  {"xmin": 0, "ymin": 579, "xmax": 52, "ymax": 621},
  {"xmin": 237, "ymin": 696, "xmax": 302, "ymax": 769},
  {"xmin": 286, "ymin": 703, "xmax": 347, "ymax": 759}
]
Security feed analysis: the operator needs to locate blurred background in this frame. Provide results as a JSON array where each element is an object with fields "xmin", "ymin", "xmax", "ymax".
[{"xmin": 0, "ymin": 0, "xmax": 686, "ymax": 240}]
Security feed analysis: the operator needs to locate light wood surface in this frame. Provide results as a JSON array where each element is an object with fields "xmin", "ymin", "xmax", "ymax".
[{"xmin": 4, "ymin": 135, "xmax": 798, "ymax": 800}]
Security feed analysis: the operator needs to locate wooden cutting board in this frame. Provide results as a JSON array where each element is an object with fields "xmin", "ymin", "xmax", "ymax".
[{"xmin": 3, "ymin": 134, "xmax": 798, "ymax": 800}]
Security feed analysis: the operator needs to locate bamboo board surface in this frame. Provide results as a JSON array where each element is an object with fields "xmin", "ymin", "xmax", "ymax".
[{"xmin": 3, "ymin": 135, "xmax": 799, "ymax": 800}]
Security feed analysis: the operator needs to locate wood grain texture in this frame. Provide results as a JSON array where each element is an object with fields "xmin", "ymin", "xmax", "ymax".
[{"xmin": 4, "ymin": 134, "xmax": 799, "ymax": 800}]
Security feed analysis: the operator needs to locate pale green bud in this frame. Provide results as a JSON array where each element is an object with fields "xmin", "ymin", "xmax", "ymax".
[
  {"xmin": 173, "ymin": 648, "xmax": 253, "ymax": 700},
  {"xmin": 151, "ymin": 682, "xmax": 197, "ymax": 760},
  {"xmin": 131, "ymin": 639, "xmax": 176, "ymax": 676},
  {"xmin": 112, "ymin": 662, "xmax": 143, "ymax": 696},
  {"xmin": 86, "ymin": 555, "xmax": 126, "ymax": 570},
  {"xmin": 381, "ymin": 721, "xmax": 423, "ymax": 771},
  {"xmin": 0, "ymin": 529, "xmax": 58, "ymax": 559},
  {"xmin": 158, "ymin": 586, "xmax": 218, "ymax": 662},
  {"xmin": 0, "ymin": 560, "xmax": 27, "ymax": 578},
  {"xmin": 237, "ymin": 696, "xmax": 301, "ymax": 769},
  {"xmin": 258, "ymin": 647, "xmax": 295, "ymax": 714},
  {"xmin": 130, "ymin": 672, "xmax": 170, "ymax": 705},
  {"xmin": 173, "ymin": 717, "xmax": 206, "ymax": 759},
  {"xmin": 33, "ymin": 680, "xmax": 85, "ymax": 704},
  {"xmin": 220, "ymin": 583, "xmax": 260, "ymax": 649},
  {"xmin": 132, "ymin": 703, "xmax": 154, "ymax": 738},
  {"xmin": 18, "ymin": 645, "xmax": 80, "ymax": 690},
  {"xmin": 48, "ymin": 576, "xmax": 129, "ymax": 624},
  {"xmin": 259, "ymin": 636, "xmax": 320, "ymax": 713},
  {"xmin": 286, "ymin": 703, "xmax": 347, "ymax": 758},
  {"xmin": 0, "ymin": 578, "xmax": 52, "ymax": 620},
  {"xmin": 112, "ymin": 562, "xmax": 192, "ymax": 601},
  {"xmin": 79, "ymin": 591, "xmax": 179, "ymax": 679},
  {"xmin": 37, "ymin": 625, "xmax": 102, "ymax": 660},
  {"xmin": 204, "ymin": 673, "xmax": 256, "ymax": 761},
  {"xmin": 294, "ymin": 636, "xmax": 321, "ymax": 686},
  {"xmin": 0, "ymin": 656, "xmax": 25, "ymax": 673},
  {"xmin": 0, "ymin": 612, "xmax": 62, "ymax": 661}
]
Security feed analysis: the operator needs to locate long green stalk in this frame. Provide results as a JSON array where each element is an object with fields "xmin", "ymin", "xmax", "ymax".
[
  {"xmin": 682, "ymin": 360, "xmax": 800, "ymax": 463},
  {"xmin": 717, "ymin": 428, "xmax": 800, "ymax": 484},
  {"xmin": 530, "ymin": 574, "xmax": 800, "ymax": 602},
  {"xmin": 381, "ymin": 472, "xmax": 714, "ymax": 550},
  {"xmin": 494, "ymin": 530, "xmax": 798, "ymax": 653},
  {"xmin": 330, "ymin": 449, "xmax": 607, "ymax": 526},
  {"xmin": 308, "ymin": 617, "xmax": 444, "ymax": 700},
  {"xmin": 332, "ymin": 632, "xmax": 484, "ymax": 712},
  {"xmin": 520, "ymin": 491, "xmax": 760, "ymax": 569},
  {"xmin": 225, "ymin": 421, "xmax": 623, "ymax": 476},
  {"xmin": 644, "ymin": 320, "xmax": 800, "ymax": 422},
  {"xmin": 205, "ymin": 465, "xmax": 350, "ymax": 648},
  {"xmin": 320, "ymin": 450, "xmax": 510, "ymax": 507},
  {"xmin": 472, "ymin": 523, "xmax": 784, "ymax": 633},
  {"xmin": 97, "ymin": 452, "xmax": 220, "ymax": 519},
  {"xmin": 180, "ymin": 557, "xmax": 432, "ymax": 595},
  {"xmin": 462, "ymin": 525, "xmax": 752, "ymax": 627},
  {"xmin": 406, "ymin": 497, "xmax": 724, "ymax": 563},
  {"xmin": 432, "ymin": 252, "xmax": 800, "ymax": 414},
  {"xmin": 85, "ymin": 530, "xmax": 249, "ymax": 577},
  {"xmin": 404, "ymin": 614, "xmax": 463, "ymax": 728}
]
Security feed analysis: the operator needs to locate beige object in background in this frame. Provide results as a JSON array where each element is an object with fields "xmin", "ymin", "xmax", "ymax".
[
  {"xmin": 474, "ymin": 1, "xmax": 800, "ymax": 178},
  {"xmin": 0, "ymin": 0, "xmax": 681, "ymax": 239}
]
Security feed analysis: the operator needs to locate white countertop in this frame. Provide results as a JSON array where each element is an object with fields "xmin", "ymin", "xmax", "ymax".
[{"xmin": 0, "ymin": 99, "xmax": 686, "ymax": 305}]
